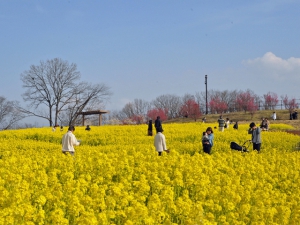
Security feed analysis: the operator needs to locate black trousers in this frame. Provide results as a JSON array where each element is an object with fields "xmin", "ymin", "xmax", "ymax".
[
  {"xmin": 203, "ymin": 144, "xmax": 212, "ymax": 154},
  {"xmin": 253, "ymin": 143, "xmax": 261, "ymax": 151}
]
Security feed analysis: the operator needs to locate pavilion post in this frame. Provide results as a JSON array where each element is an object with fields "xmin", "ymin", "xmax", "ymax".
[{"xmin": 99, "ymin": 114, "xmax": 102, "ymax": 126}]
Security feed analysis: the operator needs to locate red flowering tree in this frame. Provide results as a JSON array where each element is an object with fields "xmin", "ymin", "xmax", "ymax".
[
  {"xmin": 147, "ymin": 108, "xmax": 168, "ymax": 121},
  {"xmin": 180, "ymin": 99, "xmax": 201, "ymax": 121},
  {"xmin": 235, "ymin": 91, "xmax": 258, "ymax": 113},
  {"xmin": 248, "ymin": 101, "xmax": 259, "ymax": 119},
  {"xmin": 263, "ymin": 92, "xmax": 279, "ymax": 110},
  {"xmin": 208, "ymin": 97, "xmax": 228, "ymax": 114},
  {"xmin": 281, "ymin": 95, "xmax": 299, "ymax": 113}
]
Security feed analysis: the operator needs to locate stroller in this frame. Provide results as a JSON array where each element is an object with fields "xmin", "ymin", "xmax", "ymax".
[{"xmin": 230, "ymin": 140, "xmax": 251, "ymax": 152}]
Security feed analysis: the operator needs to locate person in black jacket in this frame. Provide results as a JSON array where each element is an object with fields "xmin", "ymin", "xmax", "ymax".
[
  {"xmin": 233, "ymin": 121, "xmax": 238, "ymax": 130},
  {"xmin": 154, "ymin": 116, "xmax": 162, "ymax": 133},
  {"xmin": 148, "ymin": 120, "xmax": 153, "ymax": 136},
  {"xmin": 85, "ymin": 125, "xmax": 91, "ymax": 131}
]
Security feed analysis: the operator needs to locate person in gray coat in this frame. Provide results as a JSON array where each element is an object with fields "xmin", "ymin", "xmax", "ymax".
[{"xmin": 248, "ymin": 122, "xmax": 262, "ymax": 152}]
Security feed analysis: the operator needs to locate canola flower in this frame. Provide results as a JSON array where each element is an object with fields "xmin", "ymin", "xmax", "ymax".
[{"xmin": 0, "ymin": 123, "xmax": 299, "ymax": 224}]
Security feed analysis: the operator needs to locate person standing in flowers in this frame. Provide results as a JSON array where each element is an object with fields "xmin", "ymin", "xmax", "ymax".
[
  {"xmin": 154, "ymin": 116, "xmax": 162, "ymax": 133},
  {"xmin": 154, "ymin": 127, "xmax": 169, "ymax": 156},
  {"xmin": 225, "ymin": 118, "xmax": 230, "ymax": 129},
  {"xmin": 62, "ymin": 125, "xmax": 80, "ymax": 156},
  {"xmin": 248, "ymin": 122, "xmax": 262, "ymax": 152},
  {"xmin": 148, "ymin": 119, "xmax": 153, "ymax": 136},
  {"xmin": 233, "ymin": 121, "xmax": 238, "ymax": 130},
  {"xmin": 203, "ymin": 127, "xmax": 214, "ymax": 154},
  {"xmin": 217, "ymin": 115, "xmax": 225, "ymax": 132},
  {"xmin": 85, "ymin": 125, "xmax": 91, "ymax": 131},
  {"xmin": 202, "ymin": 131, "xmax": 209, "ymax": 152}
]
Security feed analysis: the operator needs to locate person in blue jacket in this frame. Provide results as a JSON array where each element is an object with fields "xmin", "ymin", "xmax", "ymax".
[{"xmin": 203, "ymin": 127, "xmax": 214, "ymax": 154}]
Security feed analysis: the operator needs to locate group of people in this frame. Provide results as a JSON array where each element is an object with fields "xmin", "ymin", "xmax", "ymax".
[
  {"xmin": 152, "ymin": 115, "xmax": 260, "ymax": 156},
  {"xmin": 290, "ymin": 110, "xmax": 298, "ymax": 120},
  {"xmin": 62, "ymin": 114, "xmax": 263, "ymax": 157},
  {"xmin": 217, "ymin": 116, "xmax": 239, "ymax": 131},
  {"xmin": 260, "ymin": 118, "xmax": 270, "ymax": 131},
  {"xmin": 201, "ymin": 115, "xmax": 262, "ymax": 155},
  {"xmin": 201, "ymin": 120, "xmax": 262, "ymax": 155}
]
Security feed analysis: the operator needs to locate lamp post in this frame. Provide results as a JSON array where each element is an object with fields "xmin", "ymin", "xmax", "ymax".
[{"xmin": 205, "ymin": 75, "xmax": 208, "ymax": 114}]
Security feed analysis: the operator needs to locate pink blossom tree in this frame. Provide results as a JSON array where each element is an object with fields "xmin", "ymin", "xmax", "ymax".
[
  {"xmin": 179, "ymin": 99, "xmax": 202, "ymax": 121},
  {"xmin": 248, "ymin": 101, "xmax": 259, "ymax": 119},
  {"xmin": 235, "ymin": 91, "xmax": 258, "ymax": 113},
  {"xmin": 263, "ymin": 92, "xmax": 279, "ymax": 110},
  {"xmin": 281, "ymin": 95, "xmax": 299, "ymax": 113},
  {"xmin": 208, "ymin": 97, "xmax": 228, "ymax": 114}
]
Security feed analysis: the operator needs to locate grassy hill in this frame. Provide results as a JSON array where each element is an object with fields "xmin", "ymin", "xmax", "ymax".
[{"xmin": 165, "ymin": 109, "xmax": 300, "ymax": 129}]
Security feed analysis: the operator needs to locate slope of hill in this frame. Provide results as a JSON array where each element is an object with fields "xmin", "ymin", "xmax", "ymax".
[{"xmin": 165, "ymin": 109, "xmax": 300, "ymax": 129}]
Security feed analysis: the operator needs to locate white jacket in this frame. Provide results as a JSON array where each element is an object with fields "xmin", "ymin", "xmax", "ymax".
[
  {"xmin": 62, "ymin": 131, "xmax": 80, "ymax": 153},
  {"xmin": 154, "ymin": 132, "xmax": 167, "ymax": 152}
]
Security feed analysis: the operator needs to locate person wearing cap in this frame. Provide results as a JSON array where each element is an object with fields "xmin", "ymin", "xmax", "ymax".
[
  {"xmin": 248, "ymin": 122, "xmax": 262, "ymax": 152},
  {"xmin": 154, "ymin": 127, "xmax": 169, "ymax": 156},
  {"xmin": 62, "ymin": 125, "xmax": 80, "ymax": 156}
]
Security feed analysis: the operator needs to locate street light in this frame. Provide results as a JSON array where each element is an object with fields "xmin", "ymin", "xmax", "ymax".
[{"xmin": 205, "ymin": 75, "xmax": 208, "ymax": 114}]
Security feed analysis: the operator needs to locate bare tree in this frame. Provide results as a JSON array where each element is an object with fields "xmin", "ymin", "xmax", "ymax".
[
  {"xmin": 181, "ymin": 93, "xmax": 195, "ymax": 103},
  {"xmin": 133, "ymin": 99, "xmax": 151, "ymax": 116},
  {"xmin": 121, "ymin": 99, "xmax": 150, "ymax": 122},
  {"xmin": 59, "ymin": 82, "xmax": 111, "ymax": 126},
  {"xmin": 122, "ymin": 102, "xmax": 135, "ymax": 119},
  {"xmin": 0, "ymin": 96, "xmax": 24, "ymax": 130},
  {"xmin": 195, "ymin": 91, "xmax": 206, "ymax": 113},
  {"xmin": 20, "ymin": 58, "xmax": 111, "ymax": 126},
  {"xmin": 152, "ymin": 94, "xmax": 181, "ymax": 119}
]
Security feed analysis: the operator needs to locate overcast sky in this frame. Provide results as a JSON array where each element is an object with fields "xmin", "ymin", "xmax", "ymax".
[{"xmin": 1, "ymin": 0, "xmax": 300, "ymax": 125}]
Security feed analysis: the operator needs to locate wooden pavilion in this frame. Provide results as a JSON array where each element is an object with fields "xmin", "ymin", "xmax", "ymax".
[{"xmin": 78, "ymin": 110, "xmax": 109, "ymax": 126}]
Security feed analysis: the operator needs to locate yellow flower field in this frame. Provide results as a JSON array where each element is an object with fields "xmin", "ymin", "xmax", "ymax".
[{"xmin": 0, "ymin": 123, "xmax": 300, "ymax": 224}]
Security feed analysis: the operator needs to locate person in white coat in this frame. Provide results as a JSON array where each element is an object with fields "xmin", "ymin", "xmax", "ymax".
[
  {"xmin": 272, "ymin": 112, "xmax": 276, "ymax": 121},
  {"xmin": 154, "ymin": 127, "xmax": 169, "ymax": 156},
  {"xmin": 62, "ymin": 125, "xmax": 80, "ymax": 156}
]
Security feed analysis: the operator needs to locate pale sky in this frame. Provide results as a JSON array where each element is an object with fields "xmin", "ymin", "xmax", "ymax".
[{"xmin": 1, "ymin": 0, "xmax": 300, "ymax": 125}]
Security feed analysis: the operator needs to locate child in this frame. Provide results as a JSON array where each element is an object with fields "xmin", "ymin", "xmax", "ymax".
[
  {"xmin": 202, "ymin": 131, "xmax": 210, "ymax": 153},
  {"xmin": 233, "ymin": 121, "xmax": 238, "ymax": 130},
  {"xmin": 202, "ymin": 131, "xmax": 209, "ymax": 145}
]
